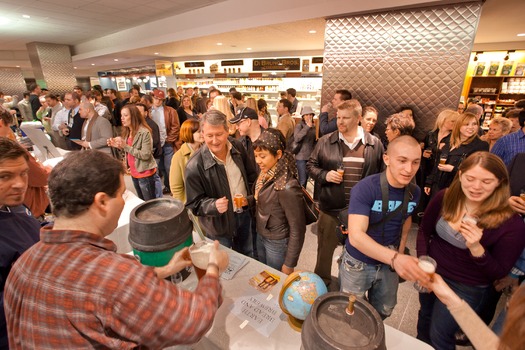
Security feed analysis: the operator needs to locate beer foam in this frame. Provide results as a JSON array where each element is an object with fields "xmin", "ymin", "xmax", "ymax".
[
  {"xmin": 418, "ymin": 260, "xmax": 436, "ymax": 274},
  {"xmin": 190, "ymin": 242, "xmax": 212, "ymax": 269}
]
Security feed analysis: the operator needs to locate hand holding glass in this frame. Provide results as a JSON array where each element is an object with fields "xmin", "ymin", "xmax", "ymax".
[{"xmin": 414, "ymin": 256, "xmax": 437, "ymax": 293}]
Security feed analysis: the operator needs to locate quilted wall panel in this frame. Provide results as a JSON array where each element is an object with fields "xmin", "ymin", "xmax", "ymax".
[
  {"xmin": 322, "ymin": 1, "xmax": 482, "ymax": 140},
  {"xmin": 27, "ymin": 42, "xmax": 77, "ymax": 95},
  {"xmin": 0, "ymin": 67, "xmax": 27, "ymax": 96}
]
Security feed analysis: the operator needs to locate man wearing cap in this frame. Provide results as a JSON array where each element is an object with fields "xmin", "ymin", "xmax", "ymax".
[
  {"xmin": 185, "ymin": 109, "xmax": 257, "ymax": 257},
  {"xmin": 307, "ymin": 99, "xmax": 384, "ymax": 286},
  {"xmin": 230, "ymin": 107, "xmax": 263, "ymax": 173},
  {"xmin": 150, "ymin": 90, "xmax": 182, "ymax": 194}
]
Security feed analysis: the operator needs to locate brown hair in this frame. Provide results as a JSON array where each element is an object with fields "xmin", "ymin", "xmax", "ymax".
[
  {"xmin": 499, "ymin": 283, "xmax": 525, "ymax": 350},
  {"xmin": 337, "ymin": 99, "xmax": 362, "ymax": 119},
  {"xmin": 386, "ymin": 113, "xmax": 415, "ymax": 136},
  {"xmin": 180, "ymin": 119, "xmax": 200, "ymax": 143},
  {"xmin": 181, "ymin": 95, "xmax": 193, "ymax": 110},
  {"xmin": 449, "ymin": 112, "xmax": 479, "ymax": 149},
  {"xmin": 442, "ymin": 152, "xmax": 513, "ymax": 229},
  {"xmin": 121, "ymin": 105, "xmax": 151, "ymax": 139}
]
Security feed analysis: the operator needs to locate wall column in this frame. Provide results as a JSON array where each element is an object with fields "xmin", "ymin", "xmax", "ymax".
[
  {"xmin": 26, "ymin": 42, "xmax": 77, "ymax": 95},
  {"xmin": 322, "ymin": 1, "xmax": 483, "ymax": 139}
]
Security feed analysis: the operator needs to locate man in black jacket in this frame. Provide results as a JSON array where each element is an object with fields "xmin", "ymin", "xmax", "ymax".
[
  {"xmin": 185, "ymin": 109, "xmax": 257, "ymax": 257},
  {"xmin": 307, "ymin": 99, "xmax": 384, "ymax": 286}
]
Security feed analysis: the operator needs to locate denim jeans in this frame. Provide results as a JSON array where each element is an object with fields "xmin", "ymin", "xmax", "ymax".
[
  {"xmin": 417, "ymin": 277, "xmax": 493, "ymax": 350},
  {"xmin": 296, "ymin": 160, "xmax": 309, "ymax": 188},
  {"xmin": 206, "ymin": 210, "xmax": 253, "ymax": 258},
  {"xmin": 257, "ymin": 235, "xmax": 288, "ymax": 271},
  {"xmin": 339, "ymin": 249, "xmax": 399, "ymax": 319},
  {"xmin": 157, "ymin": 143, "xmax": 174, "ymax": 189},
  {"xmin": 132, "ymin": 172, "xmax": 161, "ymax": 201}
]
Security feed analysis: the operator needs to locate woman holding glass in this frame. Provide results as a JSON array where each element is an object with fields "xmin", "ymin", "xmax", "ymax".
[
  {"xmin": 169, "ymin": 119, "xmax": 203, "ymax": 202},
  {"xmin": 253, "ymin": 128, "xmax": 306, "ymax": 274},
  {"xmin": 108, "ymin": 104, "xmax": 161, "ymax": 201},
  {"xmin": 416, "ymin": 152, "xmax": 525, "ymax": 349},
  {"xmin": 424, "ymin": 112, "xmax": 488, "ymax": 198}
]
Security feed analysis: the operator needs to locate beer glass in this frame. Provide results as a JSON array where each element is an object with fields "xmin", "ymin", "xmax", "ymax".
[{"xmin": 414, "ymin": 255, "xmax": 437, "ymax": 293}]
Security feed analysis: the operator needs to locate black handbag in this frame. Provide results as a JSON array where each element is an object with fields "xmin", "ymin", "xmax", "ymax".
[{"xmin": 301, "ymin": 186, "xmax": 319, "ymax": 225}]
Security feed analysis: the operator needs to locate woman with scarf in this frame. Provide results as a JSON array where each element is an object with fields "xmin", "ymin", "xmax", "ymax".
[{"xmin": 253, "ymin": 128, "xmax": 306, "ymax": 274}]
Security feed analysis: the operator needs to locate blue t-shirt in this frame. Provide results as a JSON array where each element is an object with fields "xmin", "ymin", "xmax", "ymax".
[{"xmin": 345, "ymin": 173, "xmax": 420, "ymax": 265}]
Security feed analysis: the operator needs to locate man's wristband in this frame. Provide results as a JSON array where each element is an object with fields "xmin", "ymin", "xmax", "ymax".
[{"xmin": 391, "ymin": 252, "xmax": 399, "ymax": 271}]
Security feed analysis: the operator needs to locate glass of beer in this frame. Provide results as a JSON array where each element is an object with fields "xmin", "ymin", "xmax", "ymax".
[
  {"xmin": 439, "ymin": 155, "xmax": 447, "ymax": 165},
  {"xmin": 336, "ymin": 163, "xmax": 344, "ymax": 177},
  {"xmin": 234, "ymin": 193, "xmax": 244, "ymax": 213},
  {"xmin": 520, "ymin": 189, "xmax": 525, "ymax": 201},
  {"xmin": 414, "ymin": 255, "xmax": 437, "ymax": 293},
  {"xmin": 189, "ymin": 241, "xmax": 213, "ymax": 280}
]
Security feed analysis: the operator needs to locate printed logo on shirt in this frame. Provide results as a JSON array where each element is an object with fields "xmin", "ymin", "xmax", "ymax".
[{"xmin": 371, "ymin": 200, "xmax": 417, "ymax": 214}]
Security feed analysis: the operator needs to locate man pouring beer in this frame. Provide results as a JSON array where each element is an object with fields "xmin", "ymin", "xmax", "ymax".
[{"xmin": 4, "ymin": 150, "xmax": 229, "ymax": 349}]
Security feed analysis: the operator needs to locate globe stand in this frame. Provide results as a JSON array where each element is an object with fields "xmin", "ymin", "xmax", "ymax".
[{"xmin": 286, "ymin": 314, "xmax": 304, "ymax": 331}]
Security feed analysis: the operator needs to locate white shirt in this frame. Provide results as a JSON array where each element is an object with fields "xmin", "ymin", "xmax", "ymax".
[
  {"xmin": 339, "ymin": 126, "xmax": 366, "ymax": 150},
  {"xmin": 52, "ymin": 107, "xmax": 69, "ymax": 131},
  {"xmin": 151, "ymin": 106, "xmax": 167, "ymax": 146}
]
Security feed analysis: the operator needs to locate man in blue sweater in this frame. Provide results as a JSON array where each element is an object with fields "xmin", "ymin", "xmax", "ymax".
[{"xmin": 0, "ymin": 136, "xmax": 40, "ymax": 349}]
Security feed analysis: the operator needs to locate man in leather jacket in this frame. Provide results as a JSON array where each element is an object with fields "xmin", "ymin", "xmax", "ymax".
[
  {"xmin": 307, "ymin": 99, "xmax": 384, "ymax": 286},
  {"xmin": 185, "ymin": 110, "xmax": 257, "ymax": 257}
]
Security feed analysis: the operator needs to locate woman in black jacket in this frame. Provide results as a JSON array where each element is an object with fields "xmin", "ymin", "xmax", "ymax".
[
  {"xmin": 424, "ymin": 112, "xmax": 489, "ymax": 198},
  {"xmin": 253, "ymin": 128, "xmax": 306, "ymax": 275}
]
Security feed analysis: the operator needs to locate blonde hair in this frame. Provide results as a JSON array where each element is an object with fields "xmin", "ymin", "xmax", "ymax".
[
  {"xmin": 245, "ymin": 97, "xmax": 259, "ymax": 114},
  {"xmin": 442, "ymin": 152, "xmax": 513, "ymax": 229},
  {"xmin": 433, "ymin": 109, "xmax": 459, "ymax": 132},
  {"xmin": 489, "ymin": 117, "xmax": 512, "ymax": 135},
  {"xmin": 449, "ymin": 112, "xmax": 479, "ymax": 149}
]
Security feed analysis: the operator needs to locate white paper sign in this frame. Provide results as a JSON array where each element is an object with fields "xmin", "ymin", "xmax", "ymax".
[
  {"xmin": 221, "ymin": 254, "xmax": 249, "ymax": 280},
  {"xmin": 230, "ymin": 292, "xmax": 284, "ymax": 337}
]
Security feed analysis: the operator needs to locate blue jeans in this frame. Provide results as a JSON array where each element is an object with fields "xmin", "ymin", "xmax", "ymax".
[
  {"xmin": 207, "ymin": 210, "xmax": 253, "ymax": 258},
  {"xmin": 296, "ymin": 160, "xmax": 309, "ymax": 188},
  {"xmin": 132, "ymin": 172, "xmax": 162, "ymax": 201},
  {"xmin": 157, "ymin": 143, "xmax": 174, "ymax": 189},
  {"xmin": 257, "ymin": 235, "xmax": 288, "ymax": 271},
  {"xmin": 417, "ymin": 277, "xmax": 492, "ymax": 350},
  {"xmin": 339, "ymin": 249, "xmax": 399, "ymax": 319}
]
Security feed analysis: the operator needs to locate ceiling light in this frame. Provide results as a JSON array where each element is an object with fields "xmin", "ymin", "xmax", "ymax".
[
  {"xmin": 73, "ymin": 66, "xmax": 77, "ymax": 69},
  {"xmin": 517, "ymin": 33, "xmax": 525, "ymax": 37},
  {"xmin": 0, "ymin": 17, "xmax": 11, "ymax": 25},
  {"xmin": 22, "ymin": 15, "xmax": 30, "ymax": 19},
  {"xmin": 309, "ymin": 30, "xmax": 317, "ymax": 34},
  {"xmin": 114, "ymin": 59, "xmax": 119, "ymax": 62},
  {"xmin": 15, "ymin": 65, "xmax": 20, "ymax": 68},
  {"xmin": 247, "ymin": 47, "xmax": 252, "ymax": 51},
  {"xmin": 504, "ymin": 50, "xmax": 515, "ymax": 61},
  {"xmin": 91, "ymin": 63, "xmax": 95, "ymax": 66},
  {"xmin": 154, "ymin": 52, "xmax": 159, "ymax": 55},
  {"xmin": 217, "ymin": 42, "xmax": 223, "ymax": 46}
]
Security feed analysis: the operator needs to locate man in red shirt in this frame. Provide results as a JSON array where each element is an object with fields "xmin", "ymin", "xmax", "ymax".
[{"xmin": 4, "ymin": 150, "xmax": 228, "ymax": 349}]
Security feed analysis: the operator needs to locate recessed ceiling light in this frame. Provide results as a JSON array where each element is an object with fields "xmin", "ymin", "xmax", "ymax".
[
  {"xmin": 518, "ymin": 33, "xmax": 525, "ymax": 37},
  {"xmin": 91, "ymin": 63, "xmax": 95, "ymax": 66},
  {"xmin": 114, "ymin": 59, "xmax": 119, "ymax": 62},
  {"xmin": 73, "ymin": 66, "xmax": 77, "ymax": 69},
  {"xmin": 22, "ymin": 15, "xmax": 30, "ymax": 19},
  {"xmin": 217, "ymin": 42, "xmax": 223, "ymax": 46},
  {"xmin": 154, "ymin": 52, "xmax": 159, "ymax": 55},
  {"xmin": 0, "ymin": 17, "xmax": 11, "ymax": 25},
  {"xmin": 309, "ymin": 30, "xmax": 317, "ymax": 34},
  {"xmin": 247, "ymin": 47, "xmax": 252, "ymax": 50},
  {"xmin": 15, "ymin": 65, "xmax": 20, "ymax": 68}
]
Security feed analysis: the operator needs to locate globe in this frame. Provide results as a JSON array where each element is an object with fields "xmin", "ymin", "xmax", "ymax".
[{"xmin": 279, "ymin": 271, "xmax": 328, "ymax": 331}]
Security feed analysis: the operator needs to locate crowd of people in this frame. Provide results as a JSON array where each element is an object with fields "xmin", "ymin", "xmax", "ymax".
[{"xmin": 1, "ymin": 82, "xmax": 525, "ymax": 349}]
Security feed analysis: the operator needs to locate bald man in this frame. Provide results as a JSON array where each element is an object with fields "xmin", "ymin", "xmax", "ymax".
[
  {"xmin": 73, "ymin": 102, "xmax": 113, "ymax": 154},
  {"xmin": 339, "ymin": 135, "xmax": 429, "ymax": 319}
]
